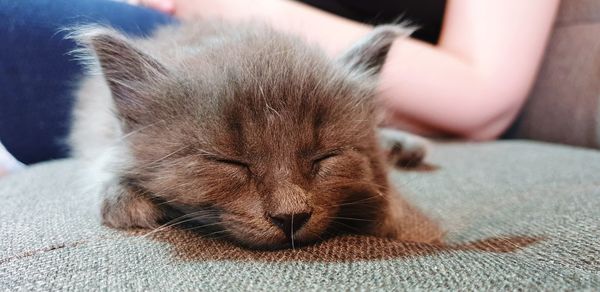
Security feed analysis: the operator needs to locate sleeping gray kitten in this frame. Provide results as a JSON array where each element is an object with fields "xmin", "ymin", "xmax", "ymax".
[{"xmin": 68, "ymin": 20, "xmax": 437, "ymax": 249}]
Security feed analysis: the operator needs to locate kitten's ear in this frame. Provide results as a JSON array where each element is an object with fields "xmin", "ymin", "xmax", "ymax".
[
  {"xmin": 337, "ymin": 24, "xmax": 415, "ymax": 76},
  {"xmin": 70, "ymin": 26, "xmax": 167, "ymax": 128}
]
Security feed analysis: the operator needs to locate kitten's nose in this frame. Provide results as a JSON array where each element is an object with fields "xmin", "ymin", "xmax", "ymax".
[{"xmin": 268, "ymin": 212, "xmax": 311, "ymax": 236}]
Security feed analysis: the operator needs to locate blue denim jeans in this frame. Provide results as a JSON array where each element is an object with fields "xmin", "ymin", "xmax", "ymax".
[{"xmin": 0, "ymin": 0, "xmax": 174, "ymax": 164}]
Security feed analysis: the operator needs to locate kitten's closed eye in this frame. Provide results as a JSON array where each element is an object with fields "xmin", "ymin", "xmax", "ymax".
[
  {"xmin": 207, "ymin": 156, "xmax": 252, "ymax": 174},
  {"xmin": 311, "ymin": 150, "xmax": 342, "ymax": 175}
]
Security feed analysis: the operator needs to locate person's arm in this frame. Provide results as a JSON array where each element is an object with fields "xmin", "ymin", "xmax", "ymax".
[
  {"xmin": 380, "ymin": 0, "xmax": 560, "ymax": 139},
  {"xmin": 136, "ymin": 0, "xmax": 559, "ymax": 140},
  {"xmin": 136, "ymin": 0, "xmax": 374, "ymax": 55}
]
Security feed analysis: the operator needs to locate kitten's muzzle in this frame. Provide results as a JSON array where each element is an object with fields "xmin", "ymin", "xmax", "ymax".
[{"xmin": 267, "ymin": 212, "xmax": 312, "ymax": 237}]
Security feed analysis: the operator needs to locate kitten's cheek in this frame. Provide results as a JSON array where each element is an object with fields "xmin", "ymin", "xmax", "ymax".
[
  {"xmin": 219, "ymin": 214, "xmax": 287, "ymax": 248},
  {"xmin": 294, "ymin": 211, "xmax": 331, "ymax": 242},
  {"xmin": 318, "ymin": 156, "xmax": 371, "ymax": 181}
]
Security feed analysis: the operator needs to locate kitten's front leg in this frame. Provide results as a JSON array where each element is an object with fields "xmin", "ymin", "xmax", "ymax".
[
  {"xmin": 100, "ymin": 182, "xmax": 164, "ymax": 229},
  {"xmin": 378, "ymin": 128, "xmax": 430, "ymax": 167},
  {"xmin": 371, "ymin": 190, "xmax": 443, "ymax": 244}
]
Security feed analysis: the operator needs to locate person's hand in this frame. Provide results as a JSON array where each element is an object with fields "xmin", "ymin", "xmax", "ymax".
[
  {"xmin": 127, "ymin": 0, "xmax": 176, "ymax": 15},
  {"xmin": 130, "ymin": 0, "xmax": 280, "ymax": 21}
]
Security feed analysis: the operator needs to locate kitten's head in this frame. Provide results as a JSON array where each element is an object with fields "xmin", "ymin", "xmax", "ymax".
[{"xmin": 76, "ymin": 23, "xmax": 410, "ymax": 249}]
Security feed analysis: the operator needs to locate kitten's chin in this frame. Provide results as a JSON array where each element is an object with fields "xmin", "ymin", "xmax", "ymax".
[
  {"xmin": 218, "ymin": 210, "xmax": 332, "ymax": 249},
  {"xmin": 230, "ymin": 233, "xmax": 322, "ymax": 250},
  {"xmin": 224, "ymin": 224, "xmax": 325, "ymax": 250}
]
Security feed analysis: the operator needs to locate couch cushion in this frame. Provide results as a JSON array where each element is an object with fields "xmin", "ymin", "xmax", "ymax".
[
  {"xmin": 556, "ymin": 0, "xmax": 600, "ymax": 26},
  {"xmin": 507, "ymin": 0, "xmax": 600, "ymax": 148},
  {"xmin": 1, "ymin": 141, "xmax": 599, "ymax": 290}
]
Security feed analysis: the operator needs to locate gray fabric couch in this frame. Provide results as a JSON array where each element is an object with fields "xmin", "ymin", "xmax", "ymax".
[
  {"xmin": 2, "ymin": 141, "xmax": 599, "ymax": 290},
  {"xmin": 3, "ymin": 1, "xmax": 600, "ymax": 290}
]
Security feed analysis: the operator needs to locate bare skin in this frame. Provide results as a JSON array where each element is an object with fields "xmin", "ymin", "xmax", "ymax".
[{"xmin": 134, "ymin": 0, "xmax": 560, "ymax": 140}]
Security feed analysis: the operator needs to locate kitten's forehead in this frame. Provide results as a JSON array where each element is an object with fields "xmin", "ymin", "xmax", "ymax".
[
  {"xmin": 203, "ymin": 89, "xmax": 372, "ymax": 161},
  {"xmin": 156, "ymin": 27, "xmax": 377, "ymax": 157}
]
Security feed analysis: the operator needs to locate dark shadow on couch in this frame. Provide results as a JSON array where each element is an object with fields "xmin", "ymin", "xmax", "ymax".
[{"xmin": 138, "ymin": 229, "xmax": 543, "ymax": 263}]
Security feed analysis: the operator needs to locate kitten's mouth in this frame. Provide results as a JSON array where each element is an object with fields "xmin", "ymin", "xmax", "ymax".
[
  {"xmin": 218, "ymin": 211, "xmax": 330, "ymax": 250},
  {"xmin": 227, "ymin": 232, "xmax": 321, "ymax": 251},
  {"xmin": 155, "ymin": 201, "xmax": 328, "ymax": 249}
]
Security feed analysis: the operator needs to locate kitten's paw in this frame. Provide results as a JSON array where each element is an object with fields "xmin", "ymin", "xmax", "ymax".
[
  {"xmin": 378, "ymin": 128, "xmax": 429, "ymax": 168},
  {"xmin": 100, "ymin": 186, "xmax": 162, "ymax": 229},
  {"xmin": 388, "ymin": 143, "xmax": 426, "ymax": 168}
]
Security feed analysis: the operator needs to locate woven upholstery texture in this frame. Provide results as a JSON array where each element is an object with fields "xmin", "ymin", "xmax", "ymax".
[{"xmin": 1, "ymin": 141, "xmax": 599, "ymax": 290}]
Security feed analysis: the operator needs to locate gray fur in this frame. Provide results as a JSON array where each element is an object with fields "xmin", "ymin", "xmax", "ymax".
[{"xmin": 68, "ymin": 20, "xmax": 433, "ymax": 249}]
